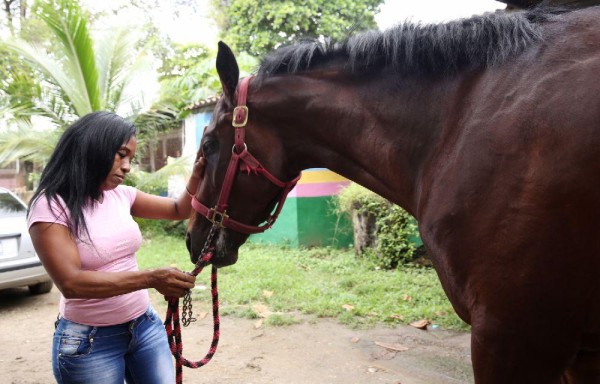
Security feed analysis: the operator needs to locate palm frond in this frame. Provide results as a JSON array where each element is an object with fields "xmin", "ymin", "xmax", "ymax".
[
  {"xmin": 96, "ymin": 27, "xmax": 140, "ymax": 111},
  {"xmin": 2, "ymin": 39, "xmax": 92, "ymax": 116},
  {"xmin": 37, "ymin": 0, "xmax": 101, "ymax": 112},
  {"xmin": 0, "ymin": 120, "xmax": 61, "ymax": 166}
]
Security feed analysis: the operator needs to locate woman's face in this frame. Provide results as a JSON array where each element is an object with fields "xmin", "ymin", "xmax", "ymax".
[{"xmin": 101, "ymin": 136, "xmax": 137, "ymax": 191}]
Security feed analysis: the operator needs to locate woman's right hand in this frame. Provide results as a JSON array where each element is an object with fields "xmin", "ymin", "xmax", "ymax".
[{"xmin": 149, "ymin": 267, "xmax": 196, "ymax": 298}]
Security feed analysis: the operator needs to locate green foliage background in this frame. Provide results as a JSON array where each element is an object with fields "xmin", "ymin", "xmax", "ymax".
[
  {"xmin": 210, "ymin": 0, "xmax": 385, "ymax": 56},
  {"xmin": 337, "ymin": 183, "xmax": 420, "ymax": 269}
]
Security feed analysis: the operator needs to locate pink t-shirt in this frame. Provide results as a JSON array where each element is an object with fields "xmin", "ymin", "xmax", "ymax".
[{"xmin": 28, "ymin": 186, "xmax": 148, "ymax": 326}]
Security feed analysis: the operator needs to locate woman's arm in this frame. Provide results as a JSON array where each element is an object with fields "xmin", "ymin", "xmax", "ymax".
[
  {"xmin": 131, "ymin": 155, "xmax": 206, "ymax": 221},
  {"xmin": 29, "ymin": 222, "xmax": 195, "ymax": 299}
]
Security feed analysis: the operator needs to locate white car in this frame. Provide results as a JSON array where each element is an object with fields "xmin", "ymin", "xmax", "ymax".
[{"xmin": 0, "ymin": 187, "xmax": 53, "ymax": 294}]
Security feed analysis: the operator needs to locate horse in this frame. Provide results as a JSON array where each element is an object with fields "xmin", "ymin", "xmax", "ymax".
[{"xmin": 185, "ymin": 6, "xmax": 600, "ymax": 383}]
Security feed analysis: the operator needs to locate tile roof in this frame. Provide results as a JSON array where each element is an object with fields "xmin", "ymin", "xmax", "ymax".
[{"xmin": 186, "ymin": 95, "xmax": 220, "ymax": 111}]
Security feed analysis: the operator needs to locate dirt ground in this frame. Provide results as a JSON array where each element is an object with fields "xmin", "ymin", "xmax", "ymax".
[{"xmin": 0, "ymin": 286, "xmax": 474, "ymax": 384}]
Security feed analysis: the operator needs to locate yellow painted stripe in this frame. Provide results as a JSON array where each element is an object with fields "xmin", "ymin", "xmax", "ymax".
[{"xmin": 299, "ymin": 170, "xmax": 349, "ymax": 184}]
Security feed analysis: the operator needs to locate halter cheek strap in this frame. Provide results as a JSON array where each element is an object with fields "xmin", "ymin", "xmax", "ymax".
[{"xmin": 191, "ymin": 76, "xmax": 301, "ymax": 234}]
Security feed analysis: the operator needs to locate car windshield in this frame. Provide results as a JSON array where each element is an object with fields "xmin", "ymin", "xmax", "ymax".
[{"xmin": 0, "ymin": 191, "xmax": 26, "ymax": 215}]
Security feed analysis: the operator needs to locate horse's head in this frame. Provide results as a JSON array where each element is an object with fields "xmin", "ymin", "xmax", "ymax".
[{"xmin": 186, "ymin": 42, "xmax": 300, "ymax": 268}]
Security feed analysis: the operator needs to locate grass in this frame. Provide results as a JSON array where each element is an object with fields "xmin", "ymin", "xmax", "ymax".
[{"xmin": 137, "ymin": 234, "xmax": 469, "ymax": 331}]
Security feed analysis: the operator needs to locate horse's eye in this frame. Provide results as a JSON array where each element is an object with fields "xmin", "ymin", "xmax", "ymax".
[{"xmin": 202, "ymin": 140, "xmax": 219, "ymax": 156}]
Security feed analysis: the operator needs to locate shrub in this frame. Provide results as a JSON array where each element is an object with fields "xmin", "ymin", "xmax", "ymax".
[
  {"xmin": 336, "ymin": 183, "xmax": 419, "ymax": 269},
  {"xmin": 134, "ymin": 217, "xmax": 187, "ymax": 238},
  {"xmin": 124, "ymin": 163, "xmax": 188, "ymax": 238}
]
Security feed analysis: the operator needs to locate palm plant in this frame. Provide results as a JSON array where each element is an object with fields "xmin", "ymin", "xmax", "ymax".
[{"xmin": 0, "ymin": 0, "xmax": 154, "ymax": 166}]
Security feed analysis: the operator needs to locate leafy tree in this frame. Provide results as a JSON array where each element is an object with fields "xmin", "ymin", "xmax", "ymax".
[
  {"xmin": 210, "ymin": 0, "xmax": 385, "ymax": 56},
  {"xmin": 156, "ymin": 44, "xmax": 257, "ymax": 120}
]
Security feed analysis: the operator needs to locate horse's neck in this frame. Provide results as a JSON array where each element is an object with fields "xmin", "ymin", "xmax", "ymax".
[{"xmin": 257, "ymin": 73, "xmax": 462, "ymax": 215}]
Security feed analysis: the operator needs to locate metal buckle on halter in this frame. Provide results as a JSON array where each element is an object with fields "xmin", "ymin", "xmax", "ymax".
[
  {"xmin": 232, "ymin": 106, "xmax": 249, "ymax": 127},
  {"xmin": 208, "ymin": 208, "xmax": 228, "ymax": 227}
]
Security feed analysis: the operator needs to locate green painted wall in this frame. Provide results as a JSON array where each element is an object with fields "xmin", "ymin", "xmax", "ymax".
[
  {"xmin": 250, "ymin": 196, "xmax": 353, "ymax": 248},
  {"xmin": 250, "ymin": 198, "xmax": 299, "ymax": 247},
  {"xmin": 296, "ymin": 196, "xmax": 353, "ymax": 248}
]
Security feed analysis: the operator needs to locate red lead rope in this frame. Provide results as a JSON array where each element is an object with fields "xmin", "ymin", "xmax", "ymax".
[{"xmin": 164, "ymin": 252, "xmax": 219, "ymax": 384}]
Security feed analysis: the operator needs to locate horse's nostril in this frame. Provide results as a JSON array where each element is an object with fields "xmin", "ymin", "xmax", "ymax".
[{"xmin": 185, "ymin": 232, "xmax": 192, "ymax": 254}]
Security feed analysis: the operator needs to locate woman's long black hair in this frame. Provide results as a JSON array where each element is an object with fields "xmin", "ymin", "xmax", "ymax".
[{"xmin": 28, "ymin": 111, "xmax": 137, "ymax": 240}]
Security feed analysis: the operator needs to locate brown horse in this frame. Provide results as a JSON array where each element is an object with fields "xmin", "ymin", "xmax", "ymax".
[{"xmin": 186, "ymin": 6, "xmax": 600, "ymax": 383}]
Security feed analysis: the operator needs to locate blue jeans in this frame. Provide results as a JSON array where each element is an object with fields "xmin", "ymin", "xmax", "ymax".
[{"xmin": 52, "ymin": 306, "xmax": 174, "ymax": 384}]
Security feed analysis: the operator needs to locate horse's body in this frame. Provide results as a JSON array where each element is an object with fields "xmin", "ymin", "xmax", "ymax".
[{"xmin": 187, "ymin": 7, "xmax": 600, "ymax": 382}]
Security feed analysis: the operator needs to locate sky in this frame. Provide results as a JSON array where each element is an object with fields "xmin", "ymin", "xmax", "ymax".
[{"xmin": 375, "ymin": 0, "xmax": 504, "ymax": 29}]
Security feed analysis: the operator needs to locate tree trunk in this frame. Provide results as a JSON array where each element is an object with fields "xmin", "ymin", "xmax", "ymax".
[
  {"xmin": 351, "ymin": 210, "xmax": 378, "ymax": 255},
  {"xmin": 19, "ymin": 0, "xmax": 26, "ymax": 20},
  {"xmin": 3, "ymin": 0, "xmax": 16, "ymax": 35}
]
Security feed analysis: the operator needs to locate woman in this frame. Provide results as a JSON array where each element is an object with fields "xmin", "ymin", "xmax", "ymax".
[{"xmin": 28, "ymin": 111, "xmax": 204, "ymax": 383}]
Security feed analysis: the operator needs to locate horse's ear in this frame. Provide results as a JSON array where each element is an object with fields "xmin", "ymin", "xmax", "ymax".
[{"xmin": 216, "ymin": 41, "xmax": 240, "ymax": 105}]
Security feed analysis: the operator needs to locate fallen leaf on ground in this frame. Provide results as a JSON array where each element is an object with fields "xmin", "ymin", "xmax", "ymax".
[
  {"xmin": 350, "ymin": 336, "xmax": 360, "ymax": 343},
  {"xmin": 371, "ymin": 349, "xmax": 397, "ymax": 360},
  {"xmin": 374, "ymin": 341, "xmax": 409, "ymax": 352},
  {"xmin": 389, "ymin": 314, "xmax": 404, "ymax": 320},
  {"xmin": 410, "ymin": 319, "xmax": 430, "ymax": 329},
  {"xmin": 252, "ymin": 304, "xmax": 272, "ymax": 318},
  {"xmin": 254, "ymin": 319, "xmax": 263, "ymax": 329},
  {"xmin": 263, "ymin": 290, "xmax": 273, "ymax": 298},
  {"xmin": 197, "ymin": 311, "xmax": 208, "ymax": 320},
  {"xmin": 402, "ymin": 294, "xmax": 412, "ymax": 302},
  {"xmin": 342, "ymin": 304, "xmax": 354, "ymax": 311}
]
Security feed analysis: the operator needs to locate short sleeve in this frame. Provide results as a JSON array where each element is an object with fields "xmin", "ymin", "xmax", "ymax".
[
  {"xmin": 27, "ymin": 194, "xmax": 70, "ymax": 229},
  {"xmin": 119, "ymin": 185, "xmax": 138, "ymax": 207}
]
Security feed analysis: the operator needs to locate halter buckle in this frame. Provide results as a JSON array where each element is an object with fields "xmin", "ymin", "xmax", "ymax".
[
  {"xmin": 209, "ymin": 208, "xmax": 228, "ymax": 228},
  {"xmin": 232, "ymin": 106, "xmax": 249, "ymax": 127}
]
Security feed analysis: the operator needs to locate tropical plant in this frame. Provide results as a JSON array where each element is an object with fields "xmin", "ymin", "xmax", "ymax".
[
  {"xmin": 157, "ymin": 46, "xmax": 258, "ymax": 120},
  {"xmin": 0, "ymin": 0, "xmax": 155, "ymax": 166},
  {"xmin": 336, "ymin": 183, "xmax": 420, "ymax": 269}
]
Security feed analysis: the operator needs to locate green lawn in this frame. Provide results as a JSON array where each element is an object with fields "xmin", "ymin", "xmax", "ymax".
[{"xmin": 137, "ymin": 234, "xmax": 468, "ymax": 330}]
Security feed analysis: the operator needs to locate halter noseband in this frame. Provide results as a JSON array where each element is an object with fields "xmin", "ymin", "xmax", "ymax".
[{"xmin": 191, "ymin": 76, "xmax": 301, "ymax": 234}]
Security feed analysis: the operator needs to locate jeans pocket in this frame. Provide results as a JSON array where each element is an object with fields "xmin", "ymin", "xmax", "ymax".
[
  {"xmin": 58, "ymin": 335, "xmax": 93, "ymax": 357},
  {"xmin": 56, "ymin": 320, "xmax": 95, "ymax": 358}
]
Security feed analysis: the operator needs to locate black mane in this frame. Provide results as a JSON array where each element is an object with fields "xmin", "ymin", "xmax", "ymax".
[{"xmin": 257, "ymin": 7, "xmax": 568, "ymax": 79}]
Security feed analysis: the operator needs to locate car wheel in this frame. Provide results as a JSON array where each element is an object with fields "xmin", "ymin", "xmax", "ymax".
[{"xmin": 28, "ymin": 281, "xmax": 53, "ymax": 295}]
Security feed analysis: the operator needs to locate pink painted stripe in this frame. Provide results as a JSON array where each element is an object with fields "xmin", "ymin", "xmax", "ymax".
[{"xmin": 289, "ymin": 181, "xmax": 350, "ymax": 197}]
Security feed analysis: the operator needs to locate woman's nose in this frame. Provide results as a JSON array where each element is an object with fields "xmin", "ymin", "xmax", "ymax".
[{"xmin": 121, "ymin": 159, "xmax": 131, "ymax": 173}]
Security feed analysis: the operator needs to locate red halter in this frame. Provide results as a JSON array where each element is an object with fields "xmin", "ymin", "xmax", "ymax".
[{"xmin": 191, "ymin": 76, "xmax": 301, "ymax": 234}]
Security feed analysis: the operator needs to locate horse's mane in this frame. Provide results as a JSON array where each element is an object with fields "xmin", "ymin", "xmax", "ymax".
[{"xmin": 257, "ymin": 7, "xmax": 569, "ymax": 79}]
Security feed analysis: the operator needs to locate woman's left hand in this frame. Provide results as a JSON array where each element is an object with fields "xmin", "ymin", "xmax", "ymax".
[{"xmin": 192, "ymin": 153, "xmax": 206, "ymax": 180}]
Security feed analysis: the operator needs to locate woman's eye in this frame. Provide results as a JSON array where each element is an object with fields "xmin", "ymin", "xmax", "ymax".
[{"xmin": 118, "ymin": 151, "xmax": 127, "ymax": 158}]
